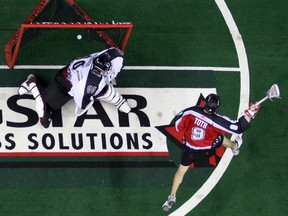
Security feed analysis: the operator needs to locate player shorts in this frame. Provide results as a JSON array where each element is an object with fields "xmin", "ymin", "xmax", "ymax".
[
  {"xmin": 181, "ymin": 133, "xmax": 224, "ymax": 166},
  {"xmin": 42, "ymin": 67, "xmax": 73, "ymax": 110},
  {"xmin": 180, "ymin": 145, "xmax": 204, "ymax": 166}
]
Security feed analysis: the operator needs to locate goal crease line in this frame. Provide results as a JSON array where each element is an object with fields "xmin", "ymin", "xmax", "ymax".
[{"xmin": 0, "ymin": 65, "xmax": 240, "ymax": 72}]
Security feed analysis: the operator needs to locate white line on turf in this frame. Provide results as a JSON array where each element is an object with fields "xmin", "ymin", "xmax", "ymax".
[{"xmin": 0, "ymin": 65, "xmax": 240, "ymax": 72}]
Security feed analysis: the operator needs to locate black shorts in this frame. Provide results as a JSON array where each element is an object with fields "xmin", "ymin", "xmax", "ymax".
[
  {"xmin": 42, "ymin": 68, "xmax": 73, "ymax": 110},
  {"xmin": 180, "ymin": 145, "xmax": 205, "ymax": 166},
  {"xmin": 180, "ymin": 134, "xmax": 224, "ymax": 166}
]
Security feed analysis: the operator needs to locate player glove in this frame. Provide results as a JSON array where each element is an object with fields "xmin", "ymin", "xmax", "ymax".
[{"xmin": 244, "ymin": 103, "xmax": 260, "ymax": 119}]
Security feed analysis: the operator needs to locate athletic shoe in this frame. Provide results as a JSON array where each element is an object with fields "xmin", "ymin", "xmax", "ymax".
[
  {"xmin": 162, "ymin": 195, "xmax": 176, "ymax": 212},
  {"xmin": 18, "ymin": 74, "xmax": 37, "ymax": 95},
  {"xmin": 232, "ymin": 136, "xmax": 242, "ymax": 156},
  {"xmin": 232, "ymin": 141, "xmax": 239, "ymax": 156},
  {"xmin": 234, "ymin": 135, "xmax": 243, "ymax": 146}
]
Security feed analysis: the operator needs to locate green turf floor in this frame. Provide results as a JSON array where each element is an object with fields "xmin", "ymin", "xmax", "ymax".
[{"xmin": 0, "ymin": 0, "xmax": 287, "ymax": 215}]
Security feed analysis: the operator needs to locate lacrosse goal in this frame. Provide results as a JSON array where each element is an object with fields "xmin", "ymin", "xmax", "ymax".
[{"xmin": 5, "ymin": 0, "xmax": 133, "ymax": 68}]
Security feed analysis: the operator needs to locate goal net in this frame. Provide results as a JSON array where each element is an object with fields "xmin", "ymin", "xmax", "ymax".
[{"xmin": 5, "ymin": 0, "xmax": 133, "ymax": 68}]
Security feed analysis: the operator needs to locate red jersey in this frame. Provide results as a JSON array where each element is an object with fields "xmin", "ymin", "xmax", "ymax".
[{"xmin": 175, "ymin": 106, "xmax": 250, "ymax": 151}]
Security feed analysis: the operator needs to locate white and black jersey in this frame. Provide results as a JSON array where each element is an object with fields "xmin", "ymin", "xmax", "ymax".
[
  {"xmin": 42, "ymin": 47, "xmax": 124, "ymax": 112},
  {"xmin": 66, "ymin": 48, "xmax": 124, "ymax": 110}
]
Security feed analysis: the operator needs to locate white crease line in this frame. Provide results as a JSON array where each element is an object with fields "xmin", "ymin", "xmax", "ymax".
[{"xmin": 0, "ymin": 65, "xmax": 240, "ymax": 72}]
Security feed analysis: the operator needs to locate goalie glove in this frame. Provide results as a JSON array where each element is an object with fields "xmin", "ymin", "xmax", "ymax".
[{"xmin": 244, "ymin": 103, "xmax": 260, "ymax": 119}]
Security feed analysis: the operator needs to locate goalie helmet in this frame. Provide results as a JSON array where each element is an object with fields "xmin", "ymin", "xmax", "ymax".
[
  {"xmin": 93, "ymin": 52, "xmax": 112, "ymax": 75},
  {"xmin": 204, "ymin": 93, "xmax": 221, "ymax": 114}
]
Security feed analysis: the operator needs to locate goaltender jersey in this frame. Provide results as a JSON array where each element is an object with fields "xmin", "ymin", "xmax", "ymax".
[{"xmin": 65, "ymin": 47, "xmax": 125, "ymax": 115}]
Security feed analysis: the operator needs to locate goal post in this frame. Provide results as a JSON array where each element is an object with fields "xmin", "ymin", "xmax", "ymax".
[
  {"xmin": 5, "ymin": 22, "xmax": 133, "ymax": 68},
  {"xmin": 5, "ymin": 0, "xmax": 133, "ymax": 68}
]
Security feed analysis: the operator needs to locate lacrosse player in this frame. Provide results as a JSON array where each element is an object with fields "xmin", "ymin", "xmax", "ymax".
[
  {"xmin": 18, "ymin": 47, "xmax": 131, "ymax": 128},
  {"xmin": 162, "ymin": 93, "xmax": 260, "ymax": 212}
]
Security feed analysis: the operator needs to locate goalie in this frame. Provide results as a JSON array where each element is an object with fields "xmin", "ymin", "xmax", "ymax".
[{"xmin": 18, "ymin": 47, "xmax": 131, "ymax": 128}]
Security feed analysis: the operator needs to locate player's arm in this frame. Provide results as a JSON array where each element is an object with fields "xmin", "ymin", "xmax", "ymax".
[{"xmin": 213, "ymin": 114, "xmax": 251, "ymax": 134}]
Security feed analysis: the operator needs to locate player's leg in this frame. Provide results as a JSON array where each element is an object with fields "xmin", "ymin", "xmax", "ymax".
[
  {"xmin": 40, "ymin": 69, "xmax": 73, "ymax": 127},
  {"xmin": 96, "ymin": 84, "xmax": 131, "ymax": 113},
  {"xmin": 42, "ymin": 69, "xmax": 73, "ymax": 111},
  {"xmin": 18, "ymin": 74, "xmax": 37, "ymax": 95},
  {"xmin": 170, "ymin": 164, "xmax": 190, "ymax": 197},
  {"xmin": 162, "ymin": 166, "xmax": 191, "ymax": 212},
  {"xmin": 162, "ymin": 145, "xmax": 199, "ymax": 212},
  {"xmin": 162, "ymin": 165, "xmax": 190, "ymax": 211},
  {"xmin": 222, "ymin": 135, "xmax": 242, "ymax": 155},
  {"xmin": 18, "ymin": 74, "xmax": 50, "ymax": 128}
]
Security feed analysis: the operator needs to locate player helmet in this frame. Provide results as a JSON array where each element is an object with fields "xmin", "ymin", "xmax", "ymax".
[
  {"xmin": 204, "ymin": 93, "xmax": 221, "ymax": 114},
  {"xmin": 93, "ymin": 52, "xmax": 111, "ymax": 75}
]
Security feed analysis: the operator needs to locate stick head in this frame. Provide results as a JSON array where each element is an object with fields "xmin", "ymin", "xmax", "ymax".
[{"xmin": 267, "ymin": 84, "xmax": 281, "ymax": 100}]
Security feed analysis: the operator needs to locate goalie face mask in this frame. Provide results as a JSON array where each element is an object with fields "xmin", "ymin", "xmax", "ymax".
[
  {"xmin": 93, "ymin": 52, "xmax": 112, "ymax": 75},
  {"xmin": 204, "ymin": 93, "xmax": 221, "ymax": 114}
]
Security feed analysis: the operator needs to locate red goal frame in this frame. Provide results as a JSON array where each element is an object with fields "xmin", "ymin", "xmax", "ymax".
[{"xmin": 5, "ymin": 0, "xmax": 133, "ymax": 68}]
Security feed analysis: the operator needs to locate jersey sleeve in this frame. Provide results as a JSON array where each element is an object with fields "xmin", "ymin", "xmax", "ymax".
[{"xmin": 213, "ymin": 114, "xmax": 250, "ymax": 134}]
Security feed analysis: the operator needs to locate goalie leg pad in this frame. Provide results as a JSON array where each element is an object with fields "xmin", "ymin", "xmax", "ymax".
[
  {"xmin": 31, "ymin": 86, "xmax": 51, "ymax": 128},
  {"xmin": 18, "ymin": 74, "xmax": 37, "ymax": 95},
  {"xmin": 97, "ymin": 85, "xmax": 131, "ymax": 113},
  {"xmin": 30, "ymin": 84, "xmax": 46, "ymax": 119}
]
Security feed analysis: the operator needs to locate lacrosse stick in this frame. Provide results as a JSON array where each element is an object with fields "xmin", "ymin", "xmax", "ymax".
[
  {"xmin": 246, "ymin": 84, "xmax": 281, "ymax": 119},
  {"xmin": 255, "ymin": 84, "xmax": 281, "ymax": 106}
]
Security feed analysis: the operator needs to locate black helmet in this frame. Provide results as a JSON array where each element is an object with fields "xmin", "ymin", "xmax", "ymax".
[
  {"xmin": 93, "ymin": 52, "xmax": 111, "ymax": 74},
  {"xmin": 204, "ymin": 93, "xmax": 221, "ymax": 113}
]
